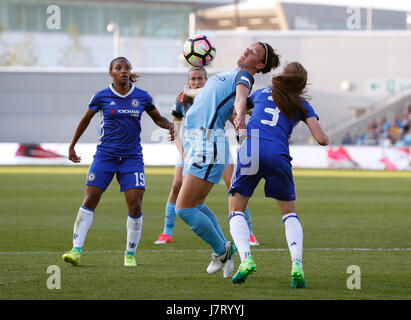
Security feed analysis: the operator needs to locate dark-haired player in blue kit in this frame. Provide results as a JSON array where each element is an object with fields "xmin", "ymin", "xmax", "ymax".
[
  {"xmin": 228, "ymin": 62, "xmax": 329, "ymax": 287},
  {"xmin": 62, "ymin": 57, "xmax": 174, "ymax": 267},
  {"xmin": 175, "ymin": 42, "xmax": 281, "ymax": 278}
]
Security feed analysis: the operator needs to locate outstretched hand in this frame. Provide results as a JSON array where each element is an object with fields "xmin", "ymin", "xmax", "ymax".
[
  {"xmin": 68, "ymin": 146, "xmax": 81, "ymax": 163},
  {"xmin": 234, "ymin": 115, "xmax": 246, "ymax": 133},
  {"xmin": 168, "ymin": 124, "xmax": 175, "ymax": 141}
]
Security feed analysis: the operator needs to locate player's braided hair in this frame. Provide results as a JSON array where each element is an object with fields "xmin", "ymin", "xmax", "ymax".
[
  {"xmin": 257, "ymin": 42, "xmax": 281, "ymax": 74},
  {"xmin": 271, "ymin": 61, "xmax": 310, "ymax": 120},
  {"xmin": 109, "ymin": 57, "xmax": 140, "ymax": 82}
]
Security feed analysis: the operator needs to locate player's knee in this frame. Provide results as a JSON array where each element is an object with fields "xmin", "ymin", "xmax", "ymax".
[
  {"xmin": 82, "ymin": 195, "xmax": 100, "ymax": 210},
  {"xmin": 128, "ymin": 201, "xmax": 142, "ymax": 217},
  {"xmin": 175, "ymin": 207, "xmax": 190, "ymax": 220}
]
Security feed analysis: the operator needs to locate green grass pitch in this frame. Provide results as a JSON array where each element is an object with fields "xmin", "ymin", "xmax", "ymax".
[{"xmin": 0, "ymin": 166, "xmax": 410, "ymax": 300}]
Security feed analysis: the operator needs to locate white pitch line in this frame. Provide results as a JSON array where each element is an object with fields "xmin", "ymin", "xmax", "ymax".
[{"xmin": 0, "ymin": 248, "xmax": 410, "ymax": 255}]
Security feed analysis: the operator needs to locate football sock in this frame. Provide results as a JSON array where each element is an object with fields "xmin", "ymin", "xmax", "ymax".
[
  {"xmin": 282, "ymin": 213, "xmax": 303, "ymax": 264},
  {"xmin": 162, "ymin": 202, "xmax": 177, "ymax": 236},
  {"xmin": 197, "ymin": 203, "xmax": 226, "ymax": 242},
  {"xmin": 126, "ymin": 213, "xmax": 143, "ymax": 255},
  {"xmin": 229, "ymin": 211, "xmax": 251, "ymax": 261},
  {"xmin": 176, "ymin": 207, "xmax": 226, "ymax": 255},
  {"xmin": 244, "ymin": 206, "xmax": 254, "ymax": 235},
  {"xmin": 72, "ymin": 206, "xmax": 94, "ymax": 249}
]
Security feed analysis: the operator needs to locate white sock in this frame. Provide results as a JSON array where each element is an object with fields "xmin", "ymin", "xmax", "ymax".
[
  {"xmin": 72, "ymin": 206, "xmax": 95, "ymax": 249},
  {"xmin": 126, "ymin": 214, "xmax": 143, "ymax": 255},
  {"xmin": 282, "ymin": 213, "xmax": 303, "ymax": 265},
  {"xmin": 229, "ymin": 211, "xmax": 251, "ymax": 261}
]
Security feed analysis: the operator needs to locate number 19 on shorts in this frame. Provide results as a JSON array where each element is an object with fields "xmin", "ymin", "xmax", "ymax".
[{"xmin": 135, "ymin": 172, "xmax": 145, "ymax": 187}]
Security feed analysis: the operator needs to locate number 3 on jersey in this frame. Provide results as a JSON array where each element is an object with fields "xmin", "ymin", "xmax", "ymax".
[{"xmin": 135, "ymin": 172, "xmax": 145, "ymax": 187}]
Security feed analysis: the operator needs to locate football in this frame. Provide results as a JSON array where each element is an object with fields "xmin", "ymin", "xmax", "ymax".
[{"xmin": 183, "ymin": 34, "xmax": 216, "ymax": 67}]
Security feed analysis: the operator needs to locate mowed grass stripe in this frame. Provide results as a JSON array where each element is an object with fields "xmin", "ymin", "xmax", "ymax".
[
  {"xmin": 1, "ymin": 247, "xmax": 410, "ymax": 255},
  {"xmin": 1, "ymin": 166, "xmax": 411, "ymax": 178}
]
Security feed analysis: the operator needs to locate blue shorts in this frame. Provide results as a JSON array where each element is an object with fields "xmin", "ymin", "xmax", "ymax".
[
  {"xmin": 229, "ymin": 137, "xmax": 296, "ymax": 201},
  {"xmin": 86, "ymin": 153, "xmax": 145, "ymax": 192},
  {"xmin": 183, "ymin": 137, "xmax": 229, "ymax": 184}
]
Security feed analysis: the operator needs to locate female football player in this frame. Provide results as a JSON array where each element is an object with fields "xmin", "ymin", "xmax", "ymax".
[
  {"xmin": 175, "ymin": 42, "xmax": 280, "ymax": 277},
  {"xmin": 228, "ymin": 62, "xmax": 329, "ymax": 287},
  {"xmin": 154, "ymin": 67, "xmax": 260, "ymax": 247},
  {"xmin": 62, "ymin": 57, "xmax": 174, "ymax": 267}
]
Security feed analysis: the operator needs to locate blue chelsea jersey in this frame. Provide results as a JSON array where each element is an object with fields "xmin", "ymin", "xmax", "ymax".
[
  {"xmin": 88, "ymin": 84, "xmax": 155, "ymax": 157},
  {"xmin": 247, "ymin": 86, "xmax": 319, "ymax": 156},
  {"xmin": 185, "ymin": 69, "xmax": 254, "ymax": 139}
]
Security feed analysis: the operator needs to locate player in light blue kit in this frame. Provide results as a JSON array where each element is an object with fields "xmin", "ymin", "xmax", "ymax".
[
  {"xmin": 175, "ymin": 42, "xmax": 280, "ymax": 278},
  {"xmin": 154, "ymin": 67, "xmax": 260, "ymax": 247},
  {"xmin": 228, "ymin": 62, "xmax": 329, "ymax": 287},
  {"xmin": 62, "ymin": 57, "xmax": 174, "ymax": 267}
]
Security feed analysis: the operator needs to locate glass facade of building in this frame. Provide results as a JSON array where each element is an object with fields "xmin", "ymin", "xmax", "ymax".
[{"xmin": 0, "ymin": 0, "xmax": 192, "ymax": 38}]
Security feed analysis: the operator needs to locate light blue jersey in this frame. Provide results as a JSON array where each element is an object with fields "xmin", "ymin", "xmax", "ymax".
[
  {"xmin": 185, "ymin": 69, "xmax": 254, "ymax": 138},
  {"xmin": 183, "ymin": 69, "xmax": 254, "ymax": 183}
]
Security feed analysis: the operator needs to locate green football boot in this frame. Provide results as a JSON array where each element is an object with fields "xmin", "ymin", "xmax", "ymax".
[
  {"xmin": 232, "ymin": 255, "xmax": 256, "ymax": 284},
  {"xmin": 124, "ymin": 253, "xmax": 137, "ymax": 267},
  {"xmin": 291, "ymin": 261, "xmax": 306, "ymax": 288},
  {"xmin": 62, "ymin": 248, "xmax": 81, "ymax": 266}
]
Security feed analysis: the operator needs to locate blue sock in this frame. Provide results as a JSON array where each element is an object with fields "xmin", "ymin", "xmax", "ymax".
[
  {"xmin": 244, "ymin": 206, "xmax": 254, "ymax": 235},
  {"xmin": 176, "ymin": 207, "xmax": 226, "ymax": 255},
  {"xmin": 197, "ymin": 203, "xmax": 226, "ymax": 243},
  {"xmin": 163, "ymin": 202, "xmax": 177, "ymax": 236}
]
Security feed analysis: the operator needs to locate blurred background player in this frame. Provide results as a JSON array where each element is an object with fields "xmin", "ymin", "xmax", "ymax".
[
  {"xmin": 62, "ymin": 57, "xmax": 174, "ymax": 267},
  {"xmin": 175, "ymin": 42, "xmax": 280, "ymax": 278},
  {"xmin": 228, "ymin": 62, "xmax": 329, "ymax": 287},
  {"xmin": 154, "ymin": 66, "xmax": 207, "ymax": 244},
  {"xmin": 154, "ymin": 66, "xmax": 259, "ymax": 246}
]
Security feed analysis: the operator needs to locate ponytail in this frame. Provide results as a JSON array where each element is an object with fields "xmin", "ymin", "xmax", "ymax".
[{"xmin": 271, "ymin": 62, "xmax": 309, "ymax": 120}]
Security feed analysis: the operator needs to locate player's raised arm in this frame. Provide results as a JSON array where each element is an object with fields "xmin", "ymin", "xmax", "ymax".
[
  {"xmin": 68, "ymin": 108, "xmax": 96, "ymax": 163},
  {"xmin": 233, "ymin": 83, "xmax": 249, "ymax": 133},
  {"xmin": 305, "ymin": 117, "xmax": 329, "ymax": 146}
]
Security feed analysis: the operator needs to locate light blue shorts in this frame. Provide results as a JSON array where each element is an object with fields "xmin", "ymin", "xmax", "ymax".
[{"xmin": 183, "ymin": 137, "xmax": 229, "ymax": 184}]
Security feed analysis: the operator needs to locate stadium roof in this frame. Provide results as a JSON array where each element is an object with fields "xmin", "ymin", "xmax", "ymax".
[{"xmin": 52, "ymin": 0, "xmax": 242, "ymax": 9}]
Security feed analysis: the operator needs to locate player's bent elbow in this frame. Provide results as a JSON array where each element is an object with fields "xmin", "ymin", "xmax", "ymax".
[{"xmin": 317, "ymin": 135, "xmax": 329, "ymax": 146}]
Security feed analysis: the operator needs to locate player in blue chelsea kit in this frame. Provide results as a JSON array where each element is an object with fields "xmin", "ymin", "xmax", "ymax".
[
  {"xmin": 228, "ymin": 62, "xmax": 329, "ymax": 287},
  {"xmin": 62, "ymin": 57, "xmax": 174, "ymax": 267},
  {"xmin": 175, "ymin": 42, "xmax": 280, "ymax": 278}
]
